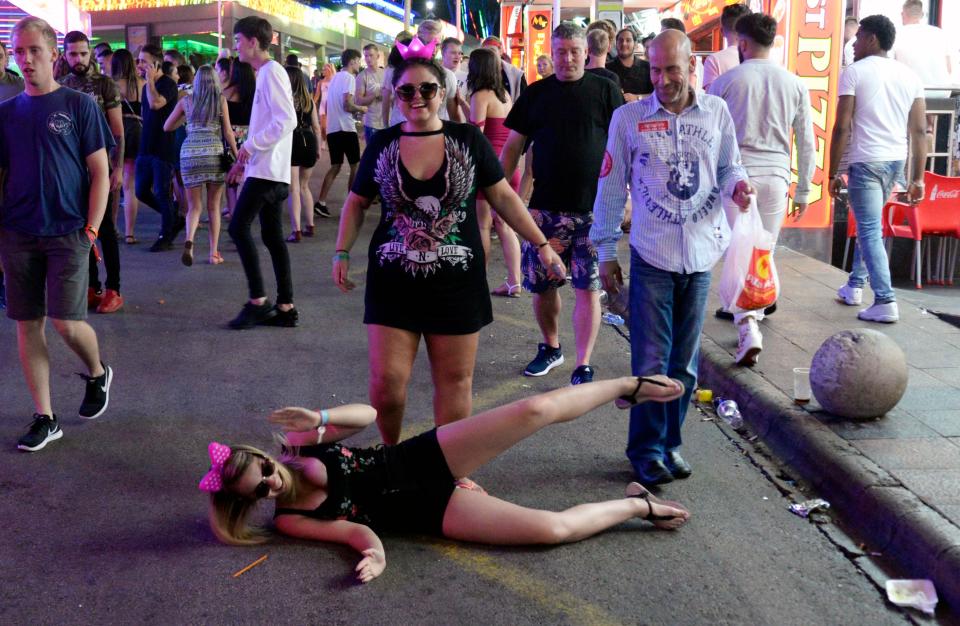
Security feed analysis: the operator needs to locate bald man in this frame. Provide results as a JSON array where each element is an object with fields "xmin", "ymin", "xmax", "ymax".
[{"xmin": 591, "ymin": 30, "xmax": 753, "ymax": 485}]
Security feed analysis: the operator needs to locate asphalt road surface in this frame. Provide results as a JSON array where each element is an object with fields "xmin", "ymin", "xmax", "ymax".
[{"xmin": 0, "ymin": 177, "xmax": 922, "ymax": 624}]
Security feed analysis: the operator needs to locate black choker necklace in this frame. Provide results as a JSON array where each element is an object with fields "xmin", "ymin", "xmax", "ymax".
[{"xmin": 400, "ymin": 128, "xmax": 444, "ymax": 136}]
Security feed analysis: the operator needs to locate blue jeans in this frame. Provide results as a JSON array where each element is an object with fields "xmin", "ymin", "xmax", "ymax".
[
  {"xmin": 134, "ymin": 155, "xmax": 175, "ymax": 239},
  {"xmin": 627, "ymin": 250, "xmax": 711, "ymax": 470},
  {"xmin": 363, "ymin": 125, "xmax": 380, "ymax": 144},
  {"xmin": 846, "ymin": 161, "xmax": 901, "ymax": 304}
]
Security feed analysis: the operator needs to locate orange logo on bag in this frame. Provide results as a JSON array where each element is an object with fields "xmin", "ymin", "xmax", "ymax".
[{"xmin": 736, "ymin": 247, "xmax": 776, "ymax": 310}]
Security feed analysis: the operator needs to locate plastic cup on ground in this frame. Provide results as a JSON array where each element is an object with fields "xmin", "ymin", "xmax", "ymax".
[{"xmin": 793, "ymin": 367, "xmax": 811, "ymax": 404}]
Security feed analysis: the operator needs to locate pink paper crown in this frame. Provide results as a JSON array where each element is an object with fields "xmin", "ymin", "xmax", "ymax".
[{"xmin": 397, "ymin": 37, "xmax": 438, "ymax": 61}]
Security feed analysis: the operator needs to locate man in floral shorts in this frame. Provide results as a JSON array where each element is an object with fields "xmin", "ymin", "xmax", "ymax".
[{"xmin": 500, "ymin": 22, "xmax": 623, "ymax": 384}]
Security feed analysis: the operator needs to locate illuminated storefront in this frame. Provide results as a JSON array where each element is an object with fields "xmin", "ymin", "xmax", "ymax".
[
  {"xmin": 75, "ymin": 0, "xmax": 407, "ymax": 68},
  {"xmin": 1, "ymin": 0, "xmax": 91, "ymax": 45}
]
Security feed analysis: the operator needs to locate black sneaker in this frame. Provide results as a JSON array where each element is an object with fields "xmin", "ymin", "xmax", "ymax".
[
  {"xmin": 314, "ymin": 202, "xmax": 331, "ymax": 218},
  {"xmin": 228, "ymin": 301, "xmax": 277, "ymax": 329},
  {"xmin": 79, "ymin": 363, "xmax": 113, "ymax": 419},
  {"xmin": 523, "ymin": 343, "xmax": 564, "ymax": 377},
  {"xmin": 570, "ymin": 365, "xmax": 595, "ymax": 385},
  {"xmin": 149, "ymin": 237, "xmax": 174, "ymax": 252},
  {"xmin": 17, "ymin": 414, "xmax": 62, "ymax": 452},
  {"xmin": 259, "ymin": 306, "xmax": 299, "ymax": 327}
]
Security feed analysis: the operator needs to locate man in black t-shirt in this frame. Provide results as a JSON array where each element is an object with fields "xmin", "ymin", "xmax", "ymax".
[
  {"xmin": 606, "ymin": 28, "xmax": 653, "ymax": 101},
  {"xmin": 134, "ymin": 43, "xmax": 181, "ymax": 251},
  {"xmin": 585, "ymin": 29, "xmax": 621, "ymax": 88},
  {"xmin": 501, "ymin": 22, "xmax": 624, "ymax": 386}
]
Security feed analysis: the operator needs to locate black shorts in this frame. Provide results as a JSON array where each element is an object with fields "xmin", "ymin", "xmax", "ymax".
[
  {"xmin": 327, "ymin": 130, "xmax": 360, "ymax": 166},
  {"xmin": 378, "ymin": 429, "xmax": 456, "ymax": 535}
]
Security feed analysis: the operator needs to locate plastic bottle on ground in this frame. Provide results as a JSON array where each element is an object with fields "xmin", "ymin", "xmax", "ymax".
[{"xmin": 714, "ymin": 397, "xmax": 744, "ymax": 429}]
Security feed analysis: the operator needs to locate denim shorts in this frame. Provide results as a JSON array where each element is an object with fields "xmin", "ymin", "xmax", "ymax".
[
  {"xmin": 0, "ymin": 228, "xmax": 91, "ymax": 321},
  {"xmin": 521, "ymin": 209, "xmax": 600, "ymax": 293}
]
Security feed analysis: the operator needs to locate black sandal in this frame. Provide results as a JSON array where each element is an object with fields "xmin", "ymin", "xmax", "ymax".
[
  {"xmin": 626, "ymin": 484, "xmax": 684, "ymax": 522},
  {"xmin": 615, "ymin": 376, "xmax": 675, "ymax": 408}
]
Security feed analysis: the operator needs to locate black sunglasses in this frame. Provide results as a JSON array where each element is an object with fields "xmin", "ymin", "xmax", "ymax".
[
  {"xmin": 252, "ymin": 458, "xmax": 276, "ymax": 499},
  {"xmin": 395, "ymin": 82, "xmax": 441, "ymax": 102}
]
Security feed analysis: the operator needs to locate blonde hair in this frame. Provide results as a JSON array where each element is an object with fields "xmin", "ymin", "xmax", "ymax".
[
  {"xmin": 12, "ymin": 17, "xmax": 58, "ymax": 54},
  {"xmin": 190, "ymin": 65, "xmax": 223, "ymax": 127},
  {"xmin": 207, "ymin": 443, "xmax": 304, "ymax": 545}
]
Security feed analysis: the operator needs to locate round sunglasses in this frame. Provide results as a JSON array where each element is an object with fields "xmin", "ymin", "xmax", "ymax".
[
  {"xmin": 395, "ymin": 82, "xmax": 441, "ymax": 102},
  {"xmin": 252, "ymin": 458, "xmax": 276, "ymax": 500}
]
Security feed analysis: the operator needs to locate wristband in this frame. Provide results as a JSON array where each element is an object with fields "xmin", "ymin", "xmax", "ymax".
[
  {"xmin": 333, "ymin": 251, "xmax": 349, "ymax": 261},
  {"xmin": 536, "ymin": 241, "xmax": 549, "ymax": 249},
  {"xmin": 85, "ymin": 225, "xmax": 98, "ymax": 239},
  {"xmin": 320, "ymin": 409, "xmax": 330, "ymax": 426}
]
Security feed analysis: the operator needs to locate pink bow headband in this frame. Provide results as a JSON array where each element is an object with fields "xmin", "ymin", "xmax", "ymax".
[
  {"xmin": 397, "ymin": 37, "xmax": 438, "ymax": 61},
  {"xmin": 198, "ymin": 441, "xmax": 232, "ymax": 493}
]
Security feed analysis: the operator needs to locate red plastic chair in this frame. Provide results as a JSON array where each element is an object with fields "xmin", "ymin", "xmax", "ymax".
[{"xmin": 881, "ymin": 172, "xmax": 960, "ymax": 288}]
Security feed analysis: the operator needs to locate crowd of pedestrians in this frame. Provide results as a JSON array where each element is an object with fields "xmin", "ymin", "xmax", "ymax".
[{"xmin": 0, "ymin": 0, "xmax": 951, "ymax": 584}]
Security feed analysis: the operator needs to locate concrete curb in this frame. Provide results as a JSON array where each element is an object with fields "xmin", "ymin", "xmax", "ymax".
[{"xmin": 698, "ymin": 335, "xmax": 960, "ymax": 613}]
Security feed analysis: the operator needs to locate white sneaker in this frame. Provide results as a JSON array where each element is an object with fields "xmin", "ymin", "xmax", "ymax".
[
  {"xmin": 858, "ymin": 301, "xmax": 899, "ymax": 323},
  {"xmin": 837, "ymin": 284, "xmax": 863, "ymax": 306},
  {"xmin": 735, "ymin": 318, "xmax": 763, "ymax": 366}
]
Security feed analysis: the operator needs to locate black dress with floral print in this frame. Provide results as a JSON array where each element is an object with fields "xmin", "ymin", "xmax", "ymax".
[{"xmin": 273, "ymin": 430, "xmax": 457, "ymax": 535}]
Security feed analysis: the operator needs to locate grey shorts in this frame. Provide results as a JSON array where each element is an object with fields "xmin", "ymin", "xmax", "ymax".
[{"xmin": 0, "ymin": 228, "xmax": 91, "ymax": 321}]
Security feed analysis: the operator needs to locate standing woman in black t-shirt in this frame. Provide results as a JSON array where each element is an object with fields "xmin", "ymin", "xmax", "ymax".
[
  {"xmin": 222, "ymin": 60, "xmax": 255, "ymax": 220},
  {"xmin": 332, "ymin": 54, "xmax": 565, "ymax": 446},
  {"xmin": 111, "ymin": 49, "xmax": 144, "ymax": 244}
]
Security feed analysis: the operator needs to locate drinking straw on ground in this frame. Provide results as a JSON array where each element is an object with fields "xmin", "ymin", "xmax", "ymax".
[{"xmin": 233, "ymin": 554, "xmax": 268, "ymax": 578}]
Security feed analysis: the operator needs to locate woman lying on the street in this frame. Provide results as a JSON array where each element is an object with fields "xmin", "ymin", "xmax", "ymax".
[{"xmin": 200, "ymin": 375, "xmax": 692, "ymax": 583}]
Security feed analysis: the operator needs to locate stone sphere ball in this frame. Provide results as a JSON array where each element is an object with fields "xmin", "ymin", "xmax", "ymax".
[{"xmin": 810, "ymin": 329, "xmax": 908, "ymax": 419}]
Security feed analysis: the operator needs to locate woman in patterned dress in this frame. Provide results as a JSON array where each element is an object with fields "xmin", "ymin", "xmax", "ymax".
[
  {"xmin": 201, "ymin": 374, "xmax": 689, "ymax": 583},
  {"xmin": 332, "ymin": 55, "xmax": 566, "ymax": 445},
  {"xmin": 164, "ymin": 65, "xmax": 238, "ymax": 265}
]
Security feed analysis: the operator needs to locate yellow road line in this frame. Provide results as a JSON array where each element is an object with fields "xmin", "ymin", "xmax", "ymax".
[{"xmin": 430, "ymin": 541, "xmax": 624, "ymax": 626}]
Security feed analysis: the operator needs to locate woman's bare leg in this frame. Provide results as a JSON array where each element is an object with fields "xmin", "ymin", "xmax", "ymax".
[
  {"xmin": 367, "ymin": 324, "xmax": 421, "ymax": 445},
  {"xmin": 438, "ymin": 377, "xmax": 647, "ymax": 479},
  {"xmin": 206, "ymin": 183, "xmax": 224, "ymax": 256},
  {"xmin": 287, "ymin": 166, "xmax": 301, "ymax": 233},
  {"xmin": 184, "ymin": 186, "xmax": 203, "ymax": 243},
  {"xmin": 476, "ymin": 198, "xmax": 492, "ymax": 262},
  {"xmin": 424, "ymin": 332, "xmax": 479, "ymax": 427},
  {"xmin": 492, "ymin": 211, "xmax": 522, "ymax": 288},
  {"xmin": 122, "ymin": 159, "xmax": 138, "ymax": 238},
  {"xmin": 442, "ymin": 488, "xmax": 688, "ymax": 545},
  {"xmin": 299, "ymin": 165, "xmax": 315, "ymax": 230}
]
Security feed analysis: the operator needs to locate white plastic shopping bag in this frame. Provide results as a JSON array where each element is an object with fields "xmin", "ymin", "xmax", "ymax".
[{"xmin": 718, "ymin": 198, "xmax": 780, "ymax": 314}]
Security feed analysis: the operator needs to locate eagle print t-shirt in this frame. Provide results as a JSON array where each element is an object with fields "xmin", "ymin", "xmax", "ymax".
[{"xmin": 352, "ymin": 122, "xmax": 504, "ymax": 334}]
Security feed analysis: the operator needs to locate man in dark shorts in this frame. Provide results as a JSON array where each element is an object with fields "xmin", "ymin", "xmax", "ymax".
[
  {"xmin": 60, "ymin": 31, "xmax": 125, "ymax": 314},
  {"xmin": 0, "ymin": 17, "xmax": 115, "ymax": 452},
  {"xmin": 500, "ymin": 22, "xmax": 623, "ymax": 386},
  {"xmin": 314, "ymin": 49, "xmax": 366, "ymax": 217},
  {"xmin": 135, "ymin": 43, "xmax": 182, "ymax": 252}
]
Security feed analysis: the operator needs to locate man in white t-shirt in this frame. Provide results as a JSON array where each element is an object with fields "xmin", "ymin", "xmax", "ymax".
[
  {"xmin": 441, "ymin": 37, "xmax": 468, "ymax": 118},
  {"xmin": 417, "ymin": 20, "xmax": 462, "ymax": 122},
  {"xmin": 355, "ymin": 44, "xmax": 384, "ymax": 146},
  {"xmin": 227, "ymin": 17, "xmax": 299, "ymax": 330},
  {"xmin": 702, "ymin": 3, "xmax": 750, "ymax": 91},
  {"xmin": 828, "ymin": 14, "xmax": 927, "ymax": 324},
  {"xmin": 894, "ymin": 0, "xmax": 952, "ymax": 97},
  {"xmin": 315, "ymin": 49, "xmax": 367, "ymax": 217}
]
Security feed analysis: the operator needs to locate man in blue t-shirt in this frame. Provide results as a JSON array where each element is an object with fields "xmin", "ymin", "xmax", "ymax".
[
  {"xmin": 135, "ymin": 43, "xmax": 182, "ymax": 251},
  {"xmin": 0, "ymin": 17, "xmax": 115, "ymax": 452}
]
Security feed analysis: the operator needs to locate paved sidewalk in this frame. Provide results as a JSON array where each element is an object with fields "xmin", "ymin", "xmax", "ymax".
[{"xmin": 697, "ymin": 248, "xmax": 960, "ymax": 612}]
